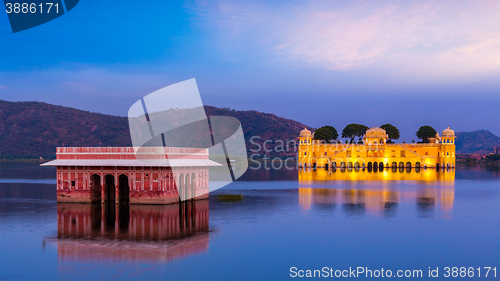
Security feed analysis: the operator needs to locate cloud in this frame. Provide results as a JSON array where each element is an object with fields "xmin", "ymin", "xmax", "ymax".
[{"xmin": 188, "ymin": 0, "xmax": 500, "ymax": 81}]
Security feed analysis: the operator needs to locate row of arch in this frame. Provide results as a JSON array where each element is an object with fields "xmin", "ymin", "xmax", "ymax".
[
  {"xmin": 90, "ymin": 174, "xmax": 129, "ymax": 203},
  {"xmin": 323, "ymin": 161, "xmax": 422, "ymax": 169},
  {"xmin": 89, "ymin": 173, "xmax": 198, "ymax": 203}
]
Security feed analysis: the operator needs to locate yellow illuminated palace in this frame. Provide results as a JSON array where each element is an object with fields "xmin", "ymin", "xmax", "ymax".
[{"xmin": 298, "ymin": 126, "xmax": 456, "ymax": 169}]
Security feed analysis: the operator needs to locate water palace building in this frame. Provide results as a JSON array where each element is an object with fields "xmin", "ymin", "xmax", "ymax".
[
  {"xmin": 41, "ymin": 147, "xmax": 221, "ymax": 204},
  {"xmin": 298, "ymin": 126, "xmax": 456, "ymax": 169}
]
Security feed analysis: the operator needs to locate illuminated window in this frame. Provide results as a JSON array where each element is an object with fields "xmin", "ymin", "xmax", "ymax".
[
  {"xmin": 346, "ymin": 151, "xmax": 351, "ymax": 157},
  {"xmin": 425, "ymin": 151, "xmax": 428, "ymax": 156},
  {"xmin": 391, "ymin": 150, "xmax": 396, "ymax": 157},
  {"xmin": 447, "ymin": 152, "xmax": 449, "ymax": 156},
  {"xmin": 324, "ymin": 152, "xmax": 327, "ymax": 156},
  {"xmin": 400, "ymin": 150, "xmax": 405, "ymax": 157}
]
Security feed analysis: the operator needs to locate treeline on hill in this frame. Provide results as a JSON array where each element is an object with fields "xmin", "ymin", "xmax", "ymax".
[
  {"xmin": 0, "ymin": 100, "xmax": 312, "ymax": 160},
  {"xmin": 313, "ymin": 123, "xmax": 439, "ymax": 144}
]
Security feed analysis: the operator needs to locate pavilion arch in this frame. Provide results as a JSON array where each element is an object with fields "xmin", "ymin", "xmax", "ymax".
[
  {"xmin": 367, "ymin": 151, "xmax": 373, "ymax": 157},
  {"xmin": 178, "ymin": 174, "xmax": 184, "ymax": 200},
  {"xmin": 185, "ymin": 174, "xmax": 190, "ymax": 201},
  {"xmin": 118, "ymin": 174, "xmax": 129, "ymax": 203},
  {"xmin": 90, "ymin": 174, "xmax": 101, "ymax": 203},
  {"xmin": 104, "ymin": 174, "xmax": 115, "ymax": 203},
  {"xmin": 191, "ymin": 173, "xmax": 196, "ymax": 198}
]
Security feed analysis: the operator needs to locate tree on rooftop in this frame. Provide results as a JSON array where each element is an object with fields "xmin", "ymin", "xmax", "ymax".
[
  {"xmin": 416, "ymin": 125, "xmax": 437, "ymax": 143},
  {"xmin": 342, "ymin": 124, "xmax": 368, "ymax": 142},
  {"xmin": 313, "ymin": 126, "xmax": 338, "ymax": 142},
  {"xmin": 380, "ymin": 124, "xmax": 400, "ymax": 142}
]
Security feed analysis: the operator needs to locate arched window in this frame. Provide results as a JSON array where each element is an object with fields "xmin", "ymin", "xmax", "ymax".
[
  {"xmin": 451, "ymin": 139, "xmax": 454, "ymax": 144},
  {"xmin": 447, "ymin": 139, "xmax": 450, "ymax": 143},
  {"xmin": 447, "ymin": 152, "xmax": 449, "ymax": 156}
]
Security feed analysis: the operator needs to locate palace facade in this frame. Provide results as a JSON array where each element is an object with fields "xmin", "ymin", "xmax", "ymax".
[{"xmin": 298, "ymin": 126, "xmax": 456, "ymax": 169}]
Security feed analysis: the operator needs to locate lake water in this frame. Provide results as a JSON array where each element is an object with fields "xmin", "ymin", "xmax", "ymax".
[{"xmin": 0, "ymin": 162, "xmax": 499, "ymax": 280}]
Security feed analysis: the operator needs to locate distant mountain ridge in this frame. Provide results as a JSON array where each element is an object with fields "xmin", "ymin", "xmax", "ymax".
[
  {"xmin": 0, "ymin": 100, "xmax": 313, "ymax": 159},
  {"xmin": 455, "ymin": 130, "xmax": 500, "ymax": 154},
  {"xmin": 0, "ymin": 100, "xmax": 498, "ymax": 159}
]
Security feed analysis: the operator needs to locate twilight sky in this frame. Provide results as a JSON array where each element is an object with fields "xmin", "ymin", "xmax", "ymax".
[{"xmin": 1, "ymin": 0, "xmax": 499, "ymax": 140}]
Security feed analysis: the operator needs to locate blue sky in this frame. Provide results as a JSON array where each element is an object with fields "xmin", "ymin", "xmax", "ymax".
[{"xmin": 1, "ymin": 0, "xmax": 499, "ymax": 141}]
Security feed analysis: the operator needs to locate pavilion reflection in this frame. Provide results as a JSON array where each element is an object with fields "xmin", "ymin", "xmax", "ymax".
[
  {"xmin": 299, "ymin": 185, "xmax": 454, "ymax": 218},
  {"xmin": 55, "ymin": 200, "xmax": 209, "ymax": 262},
  {"xmin": 299, "ymin": 166, "xmax": 455, "ymax": 182}
]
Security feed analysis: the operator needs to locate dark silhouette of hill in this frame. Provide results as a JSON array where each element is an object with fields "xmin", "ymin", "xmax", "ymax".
[
  {"xmin": 455, "ymin": 130, "xmax": 500, "ymax": 154},
  {"xmin": 0, "ymin": 100, "xmax": 313, "ymax": 159}
]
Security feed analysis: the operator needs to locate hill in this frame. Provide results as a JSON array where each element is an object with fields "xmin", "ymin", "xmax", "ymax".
[
  {"xmin": 0, "ymin": 100, "xmax": 313, "ymax": 159},
  {"xmin": 1, "ymin": 99, "xmax": 497, "ymax": 159},
  {"xmin": 455, "ymin": 130, "xmax": 500, "ymax": 154}
]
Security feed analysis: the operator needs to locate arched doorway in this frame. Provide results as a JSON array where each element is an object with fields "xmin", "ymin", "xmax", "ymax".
[
  {"xmin": 373, "ymin": 162, "xmax": 378, "ymax": 169},
  {"xmin": 185, "ymin": 174, "xmax": 190, "ymax": 201},
  {"xmin": 415, "ymin": 162, "xmax": 421, "ymax": 169},
  {"xmin": 179, "ymin": 174, "xmax": 184, "ymax": 201},
  {"xmin": 325, "ymin": 163, "xmax": 329, "ymax": 170},
  {"xmin": 392, "ymin": 162, "xmax": 397, "ymax": 169},
  {"xmin": 347, "ymin": 162, "xmax": 353, "ymax": 168},
  {"xmin": 118, "ymin": 174, "xmax": 129, "ymax": 203},
  {"xmin": 191, "ymin": 173, "xmax": 196, "ymax": 199},
  {"xmin": 104, "ymin": 174, "xmax": 115, "ymax": 203},
  {"xmin": 354, "ymin": 162, "xmax": 360, "ymax": 168},
  {"xmin": 367, "ymin": 162, "xmax": 373, "ymax": 169},
  {"xmin": 379, "ymin": 162, "xmax": 384, "ymax": 171},
  {"xmin": 406, "ymin": 162, "xmax": 412, "ymax": 168},
  {"xmin": 90, "ymin": 174, "xmax": 101, "ymax": 203},
  {"xmin": 399, "ymin": 162, "xmax": 404, "ymax": 168}
]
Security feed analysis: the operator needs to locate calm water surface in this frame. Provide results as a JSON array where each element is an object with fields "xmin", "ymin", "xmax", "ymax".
[{"xmin": 0, "ymin": 162, "xmax": 499, "ymax": 280}]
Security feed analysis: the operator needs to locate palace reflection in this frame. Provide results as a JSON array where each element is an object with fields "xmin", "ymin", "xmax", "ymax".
[
  {"xmin": 299, "ymin": 166, "xmax": 455, "ymax": 182},
  {"xmin": 55, "ymin": 201, "xmax": 209, "ymax": 262},
  {"xmin": 298, "ymin": 168, "xmax": 455, "ymax": 217}
]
